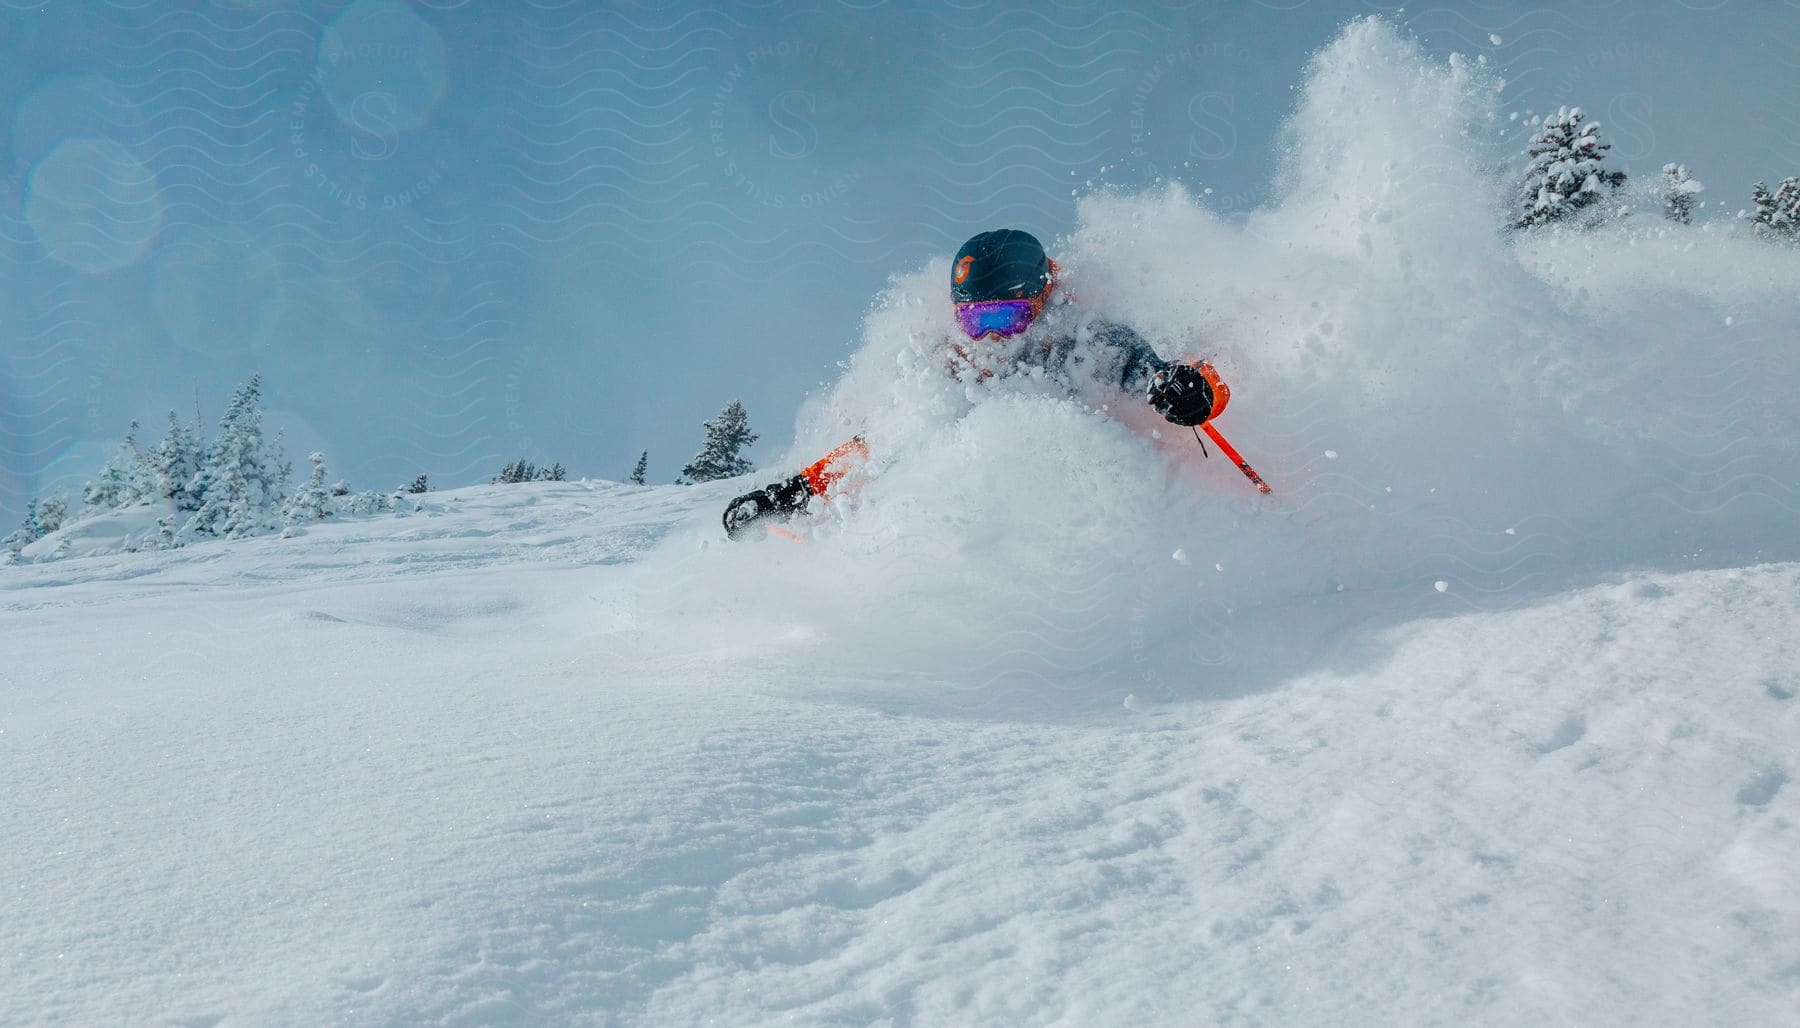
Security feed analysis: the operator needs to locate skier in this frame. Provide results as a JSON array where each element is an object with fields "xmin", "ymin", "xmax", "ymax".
[{"xmin": 723, "ymin": 228, "xmax": 1232, "ymax": 538}]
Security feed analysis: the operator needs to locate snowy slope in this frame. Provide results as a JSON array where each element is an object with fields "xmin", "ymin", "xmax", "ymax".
[
  {"xmin": 7, "ymin": 17, "xmax": 1800, "ymax": 1025},
  {"xmin": 3, "ymin": 480, "xmax": 1797, "ymax": 1025}
]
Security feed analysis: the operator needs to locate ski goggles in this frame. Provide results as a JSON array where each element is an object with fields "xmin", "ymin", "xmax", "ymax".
[{"xmin": 954, "ymin": 299, "xmax": 1038, "ymax": 340}]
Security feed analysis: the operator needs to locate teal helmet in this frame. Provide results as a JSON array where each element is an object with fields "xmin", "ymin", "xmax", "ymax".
[{"xmin": 951, "ymin": 229, "xmax": 1051, "ymax": 303}]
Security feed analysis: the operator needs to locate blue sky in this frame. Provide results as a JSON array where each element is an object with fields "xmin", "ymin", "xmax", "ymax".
[{"xmin": 1, "ymin": 0, "xmax": 1793, "ymax": 525}]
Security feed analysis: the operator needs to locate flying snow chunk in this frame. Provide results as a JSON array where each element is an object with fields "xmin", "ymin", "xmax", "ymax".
[
  {"xmin": 1489, "ymin": 34, "xmax": 1503, "ymax": 45},
  {"xmin": 1325, "ymin": 449, "xmax": 1338, "ymax": 459},
  {"xmin": 1434, "ymin": 580, "xmax": 1450, "ymax": 593},
  {"xmin": 1172, "ymin": 548, "xmax": 1190, "ymax": 565}
]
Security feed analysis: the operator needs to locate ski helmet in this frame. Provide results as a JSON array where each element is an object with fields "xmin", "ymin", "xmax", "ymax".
[{"xmin": 950, "ymin": 229, "xmax": 1052, "ymax": 303}]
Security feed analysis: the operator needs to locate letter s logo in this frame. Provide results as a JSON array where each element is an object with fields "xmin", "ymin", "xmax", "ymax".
[
  {"xmin": 349, "ymin": 91, "xmax": 401, "ymax": 161},
  {"xmin": 767, "ymin": 90, "xmax": 817, "ymax": 160},
  {"xmin": 1186, "ymin": 92, "xmax": 1236, "ymax": 162},
  {"xmin": 953, "ymin": 255, "xmax": 973, "ymax": 284}
]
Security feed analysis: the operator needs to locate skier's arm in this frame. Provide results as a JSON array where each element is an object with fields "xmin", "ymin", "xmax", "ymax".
[
  {"xmin": 1091, "ymin": 321, "xmax": 1167, "ymax": 392},
  {"xmin": 1092, "ymin": 322, "xmax": 1225, "ymax": 427}
]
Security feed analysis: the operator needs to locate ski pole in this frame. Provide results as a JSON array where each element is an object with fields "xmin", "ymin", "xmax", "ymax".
[{"xmin": 1200, "ymin": 421, "xmax": 1271, "ymax": 494}]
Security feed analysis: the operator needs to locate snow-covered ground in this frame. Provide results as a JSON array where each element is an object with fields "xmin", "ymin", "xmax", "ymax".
[
  {"xmin": 7, "ymin": 17, "xmax": 1799, "ymax": 1024},
  {"xmin": 3, "ymin": 479, "xmax": 1796, "ymax": 1024}
]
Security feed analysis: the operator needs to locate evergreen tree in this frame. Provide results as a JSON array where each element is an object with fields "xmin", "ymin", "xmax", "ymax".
[
  {"xmin": 406, "ymin": 474, "xmax": 429, "ymax": 494},
  {"xmin": 3, "ymin": 502, "xmax": 35, "ymax": 553},
  {"xmin": 282, "ymin": 452, "xmax": 333, "ymax": 524},
  {"xmin": 148, "ymin": 409, "xmax": 205, "ymax": 511},
  {"xmin": 333, "ymin": 490, "xmax": 392, "ymax": 516},
  {"xmin": 1772, "ymin": 177, "xmax": 1800, "ymax": 230},
  {"xmin": 630, "ymin": 451, "xmax": 648, "ymax": 485},
  {"xmin": 1748, "ymin": 177, "xmax": 1800, "ymax": 241},
  {"xmin": 83, "ymin": 420, "xmax": 161, "ymax": 512},
  {"xmin": 1750, "ymin": 180, "xmax": 1773, "ymax": 225},
  {"xmin": 495, "ymin": 459, "xmax": 537, "ymax": 483},
  {"xmin": 39, "ymin": 493, "xmax": 68, "ymax": 535},
  {"xmin": 1659, "ymin": 163, "xmax": 1703, "ymax": 224},
  {"xmin": 681, "ymin": 400, "xmax": 757, "ymax": 482},
  {"xmin": 3, "ymin": 502, "xmax": 35, "ymax": 552},
  {"xmin": 1515, "ymin": 106, "xmax": 1627, "ymax": 229},
  {"xmin": 4, "ymin": 494, "xmax": 68, "ymax": 553},
  {"xmin": 494, "ymin": 459, "xmax": 565, "ymax": 483},
  {"xmin": 185, "ymin": 375, "xmax": 288, "ymax": 538}
]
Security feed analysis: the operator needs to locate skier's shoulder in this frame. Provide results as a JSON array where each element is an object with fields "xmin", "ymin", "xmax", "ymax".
[
  {"xmin": 1066, "ymin": 310, "xmax": 1159, "ymax": 366},
  {"xmin": 1088, "ymin": 318, "xmax": 1150, "ymax": 350},
  {"xmin": 1041, "ymin": 297, "xmax": 1147, "ymax": 347}
]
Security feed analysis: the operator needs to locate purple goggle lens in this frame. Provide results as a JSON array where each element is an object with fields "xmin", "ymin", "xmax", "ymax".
[{"xmin": 955, "ymin": 300, "xmax": 1036, "ymax": 339}]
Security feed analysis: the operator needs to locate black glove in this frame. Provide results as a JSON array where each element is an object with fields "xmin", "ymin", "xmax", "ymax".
[
  {"xmin": 1146, "ymin": 362, "xmax": 1216, "ymax": 426},
  {"xmin": 722, "ymin": 474, "xmax": 813, "ymax": 539}
]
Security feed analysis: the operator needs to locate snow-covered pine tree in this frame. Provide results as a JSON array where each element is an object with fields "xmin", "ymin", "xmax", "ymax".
[
  {"xmin": 40, "ymin": 493, "xmax": 66, "ymax": 536},
  {"xmin": 681, "ymin": 401, "xmax": 757, "ymax": 483},
  {"xmin": 83, "ymin": 420, "xmax": 161, "ymax": 512},
  {"xmin": 4, "ymin": 494, "xmax": 68, "ymax": 552},
  {"xmin": 630, "ymin": 451, "xmax": 648, "ymax": 485},
  {"xmin": 495, "ymin": 459, "xmax": 536, "ymax": 483},
  {"xmin": 282, "ymin": 452, "xmax": 332, "ymax": 524},
  {"xmin": 149, "ymin": 409, "xmax": 205, "ymax": 511},
  {"xmin": 1515, "ymin": 106, "xmax": 1628, "ymax": 229},
  {"xmin": 153, "ymin": 513, "xmax": 177, "ymax": 550},
  {"xmin": 38, "ymin": 493, "xmax": 67, "ymax": 537},
  {"xmin": 333, "ymin": 490, "xmax": 391, "ymax": 516},
  {"xmin": 493, "ymin": 459, "xmax": 564, "ymax": 483},
  {"xmin": 1660, "ymin": 163, "xmax": 1703, "ymax": 224},
  {"xmin": 185, "ymin": 375, "xmax": 289, "ymax": 538},
  {"xmin": 1748, "ymin": 177, "xmax": 1800, "ymax": 241},
  {"xmin": 1772, "ymin": 177, "xmax": 1800, "ymax": 236},
  {"xmin": 3, "ymin": 501, "xmax": 39, "ymax": 553},
  {"xmin": 1750, "ymin": 181, "xmax": 1773, "ymax": 225}
]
